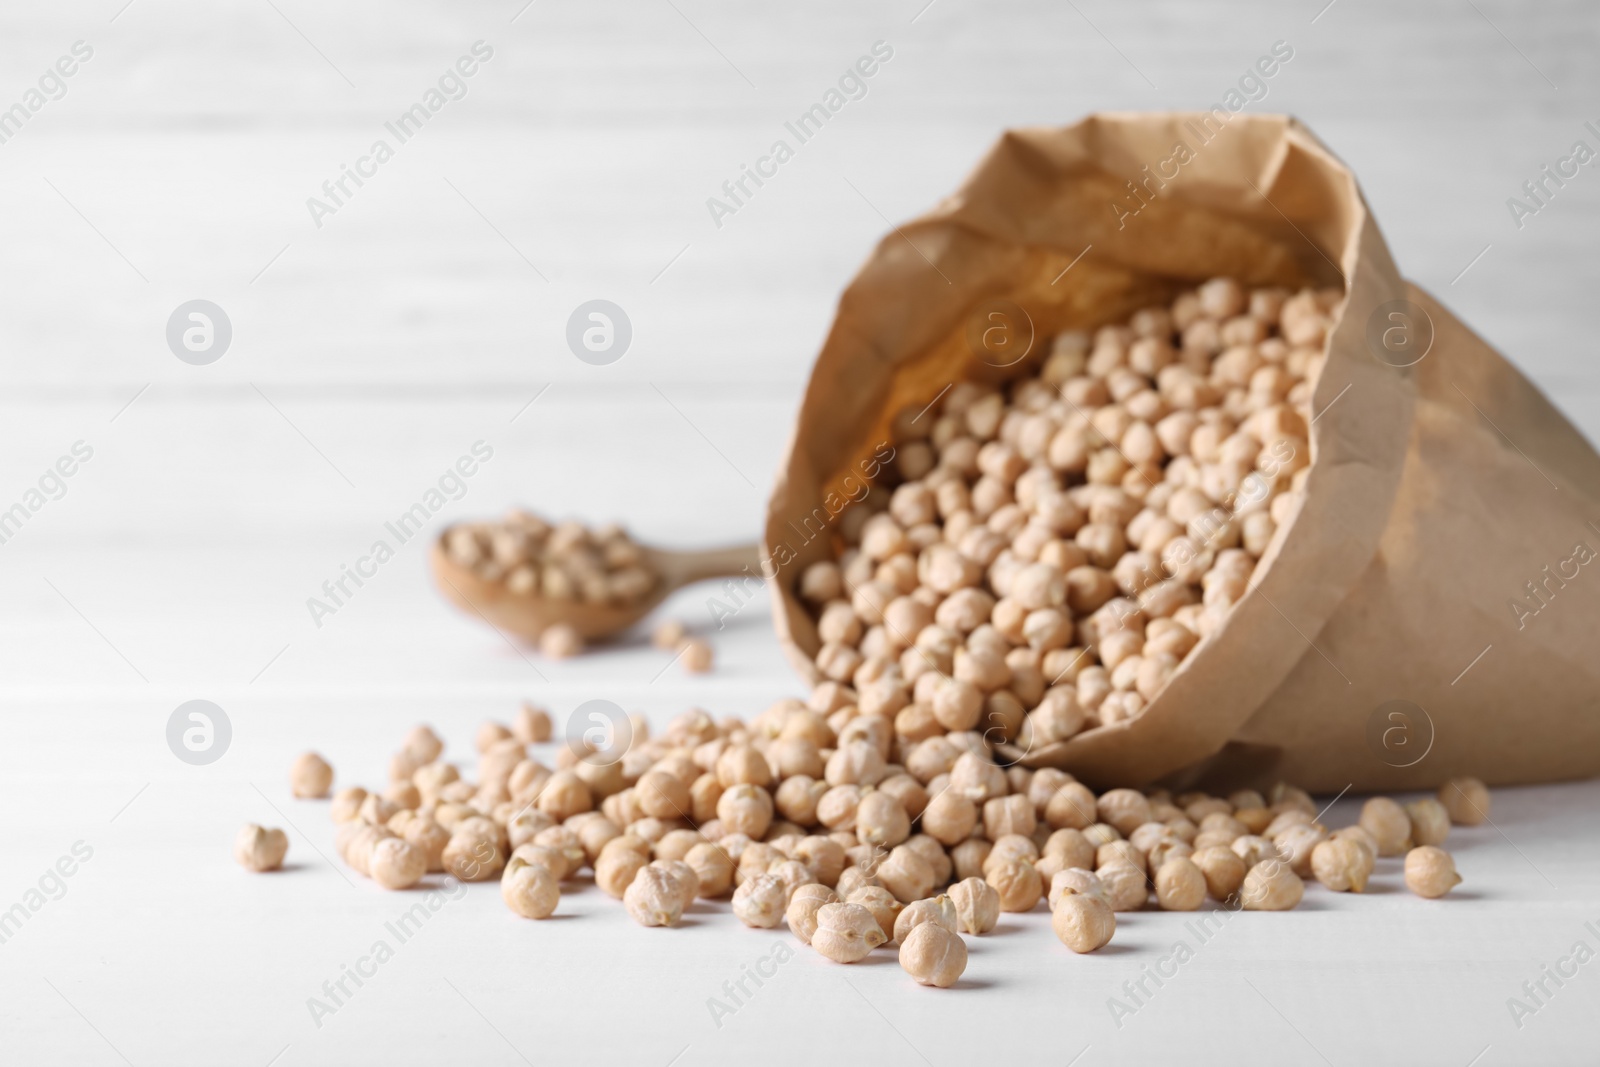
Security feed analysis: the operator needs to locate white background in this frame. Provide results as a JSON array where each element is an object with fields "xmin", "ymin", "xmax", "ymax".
[{"xmin": 1, "ymin": 1, "xmax": 1597, "ymax": 1064}]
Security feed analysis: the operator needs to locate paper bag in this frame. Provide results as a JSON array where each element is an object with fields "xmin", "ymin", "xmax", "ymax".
[{"xmin": 764, "ymin": 112, "xmax": 1600, "ymax": 792}]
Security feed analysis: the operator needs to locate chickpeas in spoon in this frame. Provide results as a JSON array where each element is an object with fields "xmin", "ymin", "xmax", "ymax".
[{"xmin": 430, "ymin": 510, "xmax": 761, "ymax": 656}]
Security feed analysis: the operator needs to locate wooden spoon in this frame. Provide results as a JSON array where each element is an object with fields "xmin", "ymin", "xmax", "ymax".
[{"xmin": 429, "ymin": 534, "xmax": 764, "ymax": 643}]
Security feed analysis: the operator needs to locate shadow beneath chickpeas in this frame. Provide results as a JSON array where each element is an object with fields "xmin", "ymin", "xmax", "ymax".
[
  {"xmin": 1438, "ymin": 889, "xmax": 1483, "ymax": 901},
  {"xmin": 1079, "ymin": 943, "xmax": 1137, "ymax": 956},
  {"xmin": 271, "ymin": 862, "xmax": 312, "ymax": 873},
  {"xmin": 947, "ymin": 977, "xmax": 997, "ymax": 990},
  {"xmin": 852, "ymin": 953, "xmax": 903, "ymax": 968}
]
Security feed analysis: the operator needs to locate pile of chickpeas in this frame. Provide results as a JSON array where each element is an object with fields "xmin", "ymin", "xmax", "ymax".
[
  {"xmin": 796, "ymin": 278, "xmax": 1339, "ymax": 742},
  {"xmin": 443, "ymin": 512, "xmax": 659, "ymax": 608},
  {"xmin": 251, "ymin": 704, "xmax": 1481, "ymax": 989},
  {"xmin": 233, "ymin": 279, "xmax": 1489, "ymax": 985}
]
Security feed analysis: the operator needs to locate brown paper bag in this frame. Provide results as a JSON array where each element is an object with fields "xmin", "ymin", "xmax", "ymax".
[{"xmin": 764, "ymin": 112, "xmax": 1600, "ymax": 793}]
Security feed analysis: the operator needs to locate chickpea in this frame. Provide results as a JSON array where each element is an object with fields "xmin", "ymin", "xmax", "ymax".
[
  {"xmin": 856, "ymin": 792, "xmax": 911, "ymax": 848},
  {"xmin": 369, "ymin": 838, "xmax": 427, "ymax": 890},
  {"xmin": 1048, "ymin": 868, "xmax": 1108, "ymax": 910},
  {"xmin": 596, "ymin": 847, "xmax": 648, "ymax": 899},
  {"xmin": 329, "ymin": 787, "xmax": 367, "ymax": 824},
  {"xmin": 1154, "ymin": 857, "xmax": 1206, "ymax": 911},
  {"xmin": 1096, "ymin": 862, "xmax": 1149, "ymax": 912},
  {"xmin": 403, "ymin": 725, "xmax": 444, "ymax": 765},
  {"xmin": 921, "ymin": 791, "xmax": 978, "ymax": 846},
  {"xmin": 1043, "ymin": 828, "xmax": 1097, "ymax": 872},
  {"xmin": 539, "ymin": 623, "xmax": 584, "ymax": 659},
  {"xmin": 1272, "ymin": 823, "xmax": 1327, "ymax": 878},
  {"xmin": 1438, "ymin": 777, "xmax": 1490, "ymax": 826},
  {"xmin": 1240, "ymin": 859, "xmax": 1304, "ymax": 911},
  {"xmin": 785, "ymin": 883, "xmax": 840, "ymax": 944},
  {"xmin": 234, "ymin": 824, "xmax": 288, "ymax": 872},
  {"xmin": 636, "ymin": 770, "xmax": 691, "ymax": 821},
  {"xmin": 1052, "ymin": 893, "xmax": 1116, "ymax": 953},
  {"xmin": 502, "ymin": 859, "xmax": 560, "ymax": 919},
  {"xmin": 679, "ymin": 638, "xmax": 714, "ymax": 673},
  {"xmin": 947, "ymin": 876, "xmax": 1000, "ymax": 935},
  {"xmin": 1310, "ymin": 837, "xmax": 1373, "ymax": 893},
  {"xmin": 443, "ymin": 831, "xmax": 503, "ymax": 883},
  {"xmin": 537, "ymin": 771, "xmax": 593, "ymax": 821},
  {"xmin": 879, "ymin": 845, "xmax": 936, "ymax": 904},
  {"xmin": 1230, "ymin": 835, "xmax": 1281, "ymax": 868},
  {"xmin": 899, "ymin": 923, "xmax": 968, "ymax": 987},
  {"xmin": 1359, "ymin": 797, "xmax": 1413, "ymax": 856},
  {"xmin": 1404, "ymin": 846, "xmax": 1462, "ymax": 898},
  {"xmin": 652, "ymin": 619, "xmax": 688, "ymax": 650},
  {"xmin": 893, "ymin": 895, "xmax": 958, "ymax": 945},
  {"xmin": 684, "ymin": 841, "xmax": 734, "ymax": 898},
  {"xmin": 813, "ymin": 902, "xmax": 888, "ymax": 963},
  {"xmin": 1190, "ymin": 845, "xmax": 1247, "ymax": 900},
  {"xmin": 983, "ymin": 794, "xmax": 1037, "ymax": 841},
  {"xmin": 511, "ymin": 843, "xmax": 569, "ymax": 882},
  {"xmin": 1406, "ymin": 797, "xmax": 1451, "ymax": 847},
  {"xmin": 717, "ymin": 784, "xmax": 775, "ymax": 839},
  {"xmin": 986, "ymin": 858, "xmax": 1043, "ymax": 912},
  {"xmin": 512, "ymin": 703, "xmax": 553, "ymax": 744},
  {"xmin": 625, "ymin": 865, "xmax": 685, "ymax": 927},
  {"xmin": 402, "ymin": 817, "xmax": 451, "ymax": 873},
  {"xmin": 732, "ymin": 873, "xmax": 790, "ymax": 928},
  {"xmin": 290, "ymin": 752, "xmax": 334, "ymax": 799},
  {"xmin": 847, "ymin": 885, "xmax": 904, "ymax": 940}
]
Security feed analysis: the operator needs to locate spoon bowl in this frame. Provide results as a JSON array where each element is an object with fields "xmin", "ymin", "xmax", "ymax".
[{"xmin": 429, "ymin": 533, "xmax": 763, "ymax": 643}]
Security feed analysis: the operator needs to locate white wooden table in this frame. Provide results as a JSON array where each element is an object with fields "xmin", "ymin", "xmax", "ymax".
[{"xmin": 2, "ymin": 1, "xmax": 1598, "ymax": 1063}]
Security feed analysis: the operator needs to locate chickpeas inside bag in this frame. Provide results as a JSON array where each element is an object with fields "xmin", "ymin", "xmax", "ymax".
[{"xmin": 765, "ymin": 113, "xmax": 1600, "ymax": 792}]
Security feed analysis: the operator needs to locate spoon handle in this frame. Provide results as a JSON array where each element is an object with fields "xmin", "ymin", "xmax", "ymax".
[{"xmin": 649, "ymin": 543, "xmax": 765, "ymax": 590}]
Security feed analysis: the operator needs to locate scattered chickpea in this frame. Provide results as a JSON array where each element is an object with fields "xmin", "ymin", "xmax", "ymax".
[
  {"xmin": 893, "ymin": 895, "xmax": 957, "ymax": 945},
  {"xmin": 1406, "ymin": 797, "xmax": 1451, "ymax": 847},
  {"xmin": 369, "ymin": 838, "xmax": 427, "ymax": 890},
  {"xmin": 290, "ymin": 752, "xmax": 334, "ymax": 799},
  {"xmin": 1052, "ymin": 894, "xmax": 1116, "ymax": 953},
  {"xmin": 732, "ymin": 873, "xmax": 789, "ymax": 928},
  {"xmin": 502, "ymin": 859, "xmax": 560, "ymax": 919},
  {"xmin": 685, "ymin": 842, "xmax": 734, "ymax": 898},
  {"xmin": 1240, "ymin": 859, "xmax": 1304, "ymax": 911},
  {"xmin": 1404, "ymin": 846, "xmax": 1462, "ymax": 898},
  {"xmin": 540, "ymin": 624, "xmax": 584, "ymax": 659},
  {"xmin": 948, "ymin": 877, "xmax": 1001, "ymax": 935},
  {"xmin": 329, "ymin": 787, "xmax": 367, "ymax": 824},
  {"xmin": 899, "ymin": 923, "xmax": 967, "ymax": 987},
  {"xmin": 625, "ymin": 865, "xmax": 685, "ymax": 927},
  {"xmin": 847, "ymin": 885, "xmax": 904, "ymax": 940},
  {"xmin": 879, "ymin": 845, "xmax": 936, "ymax": 904},
  {"xmin": 596, "ymin": 847, "xmax": 647, "ymax": 898},
  {"xmin": 1310, "ymin": 837, "xmax": 1372, "ymax": 893},
  {"xmin": 1154, "ymin": 857, "xmax": 1206, "ymax": 911},
  {"xmin": 857, "ymin": 792, "xmax": 911, "ymax": 848},
  {"xmin": 812, "ymin": 902, "xmax": 887, "ymax": 963},
  {"xmin": 986, "ymin": 858, "xmax": 1043, "ymax": 912},
  {"xmin": 234, "ymin": 824, "xmax": 288, "ymax": 872},
  {"xmin": 513, "ymin": 704, "xmax": 552, "ymax": 744},
  {"xmin": 1048, "ymin": 868, "xmax": 1108, "ymax": 910},
  {"xmin": 652, "ymin": 859, "xmax": 701, "ymax": 910},
  {"xmin": 679, "ymin": 638, "xmax": 714, "ymax": 673},
  {"xmin": 1438, "ymin": 777, "xmax": 1490, "ymax": 826},
  {"xmin": 785, "ymin": 883, "xmax": 840, "ymax": 944},
  {"xmin": 1359, "ymin": 797, "xmax": 1413, "ymax": 856},
  {"xmin": 1096, "ymin": 862, "xmax": 1149, "ymax": 911},
  {"xmin": 652, "ymin": 619, "xmax": 687, "ymax": 650}
]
